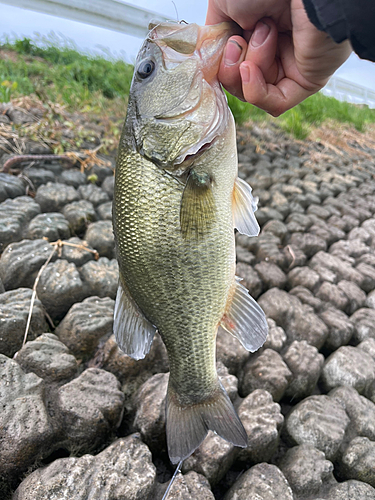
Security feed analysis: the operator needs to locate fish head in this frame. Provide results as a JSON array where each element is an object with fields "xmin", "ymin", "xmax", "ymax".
[{"xmin": 127, "ymin": 21, "xmax": 236, "ymax": 173}]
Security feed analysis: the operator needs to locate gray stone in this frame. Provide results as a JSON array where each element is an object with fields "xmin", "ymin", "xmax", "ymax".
[
  {"xmin": 340, "ymin": 437, "xmax": 375, "ymax": 488},
  {"xmin": 289, "ymin": 232, "xmax": 327, "ymax": 257},
  {"xmin": 258, "ymin": 288, "xmax": 329, "ymax": 348},
  {"xmin": 56, "ymin": 296, "xmax": 114, "ymax": 359},
  {"xmin": 254, "ymin": 261, "xmax": 287, "ymax": 290},
  {"xmin": 78, "ymin": 183, "xmax": 110, "ymax": 207},
  {"xmin": 0, "ymin": 196, "xmax": 41, "ymax": 252},
  {"xmin": 366, "ymin": 290, "xmax": 375, "ymax": 309},
  {"xmin": 350, "ymin": 308, "xmax": 375, "ymax": 343},
  {"xmin": 0, "ymin": 238, "xmax": 57, "ymax": 290},
  {"xmin": 15, "ymin": 333, "xmax": 78, "ymax": 382},
  {"xmin": 261, "ymin": 219, "xmax": 288, "ymax": 241},
  {"xmin": 263, "ymin": 318, "xmax": 287, "ymax": 352},
  {"xmin": 289, "ymin": 285, "xmax": 323, "ymax": 311},
  {"xmin": 330, "ymin": 239, "xmax": 370, "ymax": 259},
  {"xmin": 0, "ymin": 172, "xmax": 25, "ymax": 202},
  {"xmin": 283, "ymin": 340, "xmax": 324, "ymax": 400},
  {"xmin": 283, "ymin": 244, "xmax": 307, "ymax": 270},
  {"xmin": 285, "ymin": 395, "xmax": 350, "ymax": 460},
  {"xmin": 217, "ymin": 361, "xmax": 239, "ymax": 402},
  {"xmin": 329, "ymin": 386, "xmax": 375, "ymax": 441},
  {"xmin": 358, "ymin": 338, "xmax": 375, "ymax": 361},
  {"xmin": 239, "ymin": 348, "xmax": 292, "ymax": 401},
  {"xmin": 337, "ymin": 280, "xmax": 367, "ymax": 314},
  {"xmin": 256, "ymin": 234, "xmax": 286, "ymax": 268},
  {"xmin": 324, "ymin": 480, "xmax": 375, "ymax": 500},
  {"xmin": 235, "ymin": 262, "xmax": 263, "ymax": 298},
  {"xmin": 279, "ymin": 444, "xmax": 334, "ymax": 497},
  {"xmin": 310, "ymin": 251, "xmax": 366, "ymax": 288},
  {"xmin": 80, "ymin": 257, "xmax": 118, "ymax": 299},
  {"xmin": 35, "ymin": 182, "xmax": 80, "ymax": 212},
  {"xmin": 159, "ymin": 471, "xmax": 215, "ymax": 500},
  {"xmin": 320, "ymin": 308, "xmax": 354, "ymax": 350},
  {"xmin": 356, "ymin": 262, "xmax": 375, "ymax": 293},
  {"xmin": 320, "ymin": 346, "xmax": 375, "ymax": 393},
  {"xmin": 216, "ymin": 327, "xmax": 249, "ymax": 376},
  {"xmin": 348, "ymin": 227, "xmax": 373, "ymax": 245},
  {"xmin": 24, "ymin": 167, "xmax": 55, "ymax": 189},
  {"xmin": 59, "ymin": 169, "xmax": 87, "ymax": 188},
  {"xmin": 0, "ymin": 288, "xmax": 48, "ymax": 357},
  {"xmin": 307, "ymin": 204, "xmax": 331, "ymax": 219},
  {"xmin": 26, "ymin": 212, "xmax": 70, "ymax": 241},
  {"xmin": 13, "ymin": 435, "xmax": 156, "ymax": 500},
  {"xmin": 133, "ymin": 372, "xmax": 168, "ymax": 452},
  {"xmin": 36, "ymin": 259, "xmax": 87, "ymax": 320},
  {"xmin": 101, "ymin": 175, "xmax": 114, "ymax": 199},
  {"xmin": 62, "ymin": 199, "xmax": 97, "ymax": 234},
  {"xmin": 6, "ymin": 106, "xmax": 35, "ymax": 124},
  {"xmin": 317, "ymin": 281, "xmax": 350, "ymax": 311},
  {"xmin": 89, "ymin": 333, "xmax": 169, "ymax": 384},
  {"xmin": 236, "ymin": 245, "xmax": 256, "ymax": 265},
  {"xmin": 0, "ymin": 355, "xmax": 55, "ymax": 480},
  {"xmin": 57, "ymin": 368, "xmax": 124, "ymax": 450},
  {"xmin": 309, "ymin": 221, "xmax": 346, "ymax": 246},
  {"xmin": 182, "ymin": 431, "xmax": 236, "ymax": 486},
  {"xmin": 60, "ymin": 236, "xmax": 96, "ymax": 266},
  {"xmin": 237, "ymin": 389, "xmax": 284, "ymax": 463},
  {"xmin": 85, "ymin": 220, "xmax": 115, "ymax": 259},
  {"xmin": 287, "ymin": 266, "xmax": 321, "ymax": 292},
  {"xmin": 286, "ymin": 213, "xmax": 313, "ymax": 233},
  {"xmin": 224, "ymin": 463, "xmax": 293, "ymax": 500},
  {"xmin": 96, "ymin": 200, "xmax": 112, "ymax": 220}
]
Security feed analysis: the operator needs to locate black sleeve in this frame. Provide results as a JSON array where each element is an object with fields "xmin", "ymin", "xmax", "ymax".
[{"xmin": 302, "ymin": 0, "xmax": 375, "ymax": 62}]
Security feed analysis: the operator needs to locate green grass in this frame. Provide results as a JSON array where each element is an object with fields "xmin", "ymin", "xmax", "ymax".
[
  {"xmin": 227, "ymin": 89, "xmax": 375, "ymax": 138},
  {"xmin": 0, "ymin": 35, "xmax": 133, "ymax": 114},
  {"xmin": 1, "ymin": 36, "xmax": 375, "ymax": 139}
]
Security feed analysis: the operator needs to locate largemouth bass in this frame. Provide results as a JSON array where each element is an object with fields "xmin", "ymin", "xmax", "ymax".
[{"xmin": 113, "ymin": 21, "xmax": 268, "ymax": 464}]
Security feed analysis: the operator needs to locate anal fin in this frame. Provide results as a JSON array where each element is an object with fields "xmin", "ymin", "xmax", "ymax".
[
  {"xmin": 113, "ymin": 279, "xmax": 156, "ymax": 360},
  {"xmin": 233, "ymin": 177, "xmax": 260, "ymax": 237},
  {"xmin": 221, "ymin": 277, "xmax": 268, "ymax": 352}
]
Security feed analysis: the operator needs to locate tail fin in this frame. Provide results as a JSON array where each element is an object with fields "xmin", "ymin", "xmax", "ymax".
[{"xmin": 166, "ymin": 380, "xmax": 247, "ymax": 464}]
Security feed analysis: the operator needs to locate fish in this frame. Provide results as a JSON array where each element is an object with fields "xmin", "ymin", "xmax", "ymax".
[{"xmin": 113, "ymin": 20, "xmax": 268, "ymax": 464}]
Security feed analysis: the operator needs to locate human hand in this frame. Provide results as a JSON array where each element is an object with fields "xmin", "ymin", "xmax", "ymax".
[{"xmin": 206, "ymin": 0, "xmax": 352, "ymax": 116}]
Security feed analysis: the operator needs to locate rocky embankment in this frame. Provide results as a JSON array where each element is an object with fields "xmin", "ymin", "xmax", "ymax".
[{"xmin": 1, "ymin": 113, "xmax": 375, "ymax": 499}]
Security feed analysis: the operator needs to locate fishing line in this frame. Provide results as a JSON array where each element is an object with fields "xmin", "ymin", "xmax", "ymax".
[
  {"xmin": 161, "ymin": 460, "xmax": 183, "ymax": 500},
  {"xmin": 171, "ymin": 1, "xmax": 179, "ymax": 22}
]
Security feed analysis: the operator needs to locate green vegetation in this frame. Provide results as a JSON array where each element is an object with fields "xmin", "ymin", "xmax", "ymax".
[
  {"xmin": 0, "ymin": 35, "xmax": 133, "ymax": 115},
  {"xmin": 1, "ymin": 36, "xmax": 375, "ymax": 139},
  {"xmin": 228, "ymin": 89, "xmax": 375, "ymax": 139}
]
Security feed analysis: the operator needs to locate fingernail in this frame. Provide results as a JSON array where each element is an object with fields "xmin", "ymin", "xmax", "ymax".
[
  {"xmin": 251, "ymin": 21, "xmax": 270, "ymax": 47},
  {"xmin": 240, "ymin": 63, "xmax": 250, "ymax": 84},
  {"xmin": 223, "ymin": 40, "xmax": 242, "ymax": 66}
]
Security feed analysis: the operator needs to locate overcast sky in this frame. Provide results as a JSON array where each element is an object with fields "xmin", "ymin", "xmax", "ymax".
[{"xmin": 0, "ymin": 0, "xmax": 374, "ymax": 91}]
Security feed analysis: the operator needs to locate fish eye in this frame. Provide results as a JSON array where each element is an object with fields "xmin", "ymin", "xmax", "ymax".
[{"xmin": 137, "ymin": 59, "xmax": 155, "ymax": 79}]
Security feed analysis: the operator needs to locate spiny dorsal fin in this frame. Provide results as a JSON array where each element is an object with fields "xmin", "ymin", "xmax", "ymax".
[
  {"xmin": 113, "ymin": 279, "xmax": 156, "ymax": 360},
  {"xmin": 233, "ymin": 177, "xmax": 260, "ymax": 237},
  {"xmin": 180, "ymin": 170, "xmax": 215, "ymax": 239},
  {"xmin": 221, "ymin": 277, "xmax": 268, "ymax": 352}
]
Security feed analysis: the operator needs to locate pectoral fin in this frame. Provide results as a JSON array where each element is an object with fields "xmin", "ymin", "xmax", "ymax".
[
  {"xmin": 221, "ymin": 277, "xmax": 268, "ymax": 352},
  {"xmin": 180, "ymin": 170, "xmax": 215, "ymax": 239},
  {"xmin": 233, "ymin": 177, "xmax": 260, "ymax": 236},
  {"xmin": 113, "ymin": 280, "xmax": 156, "ymax": 360}
]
